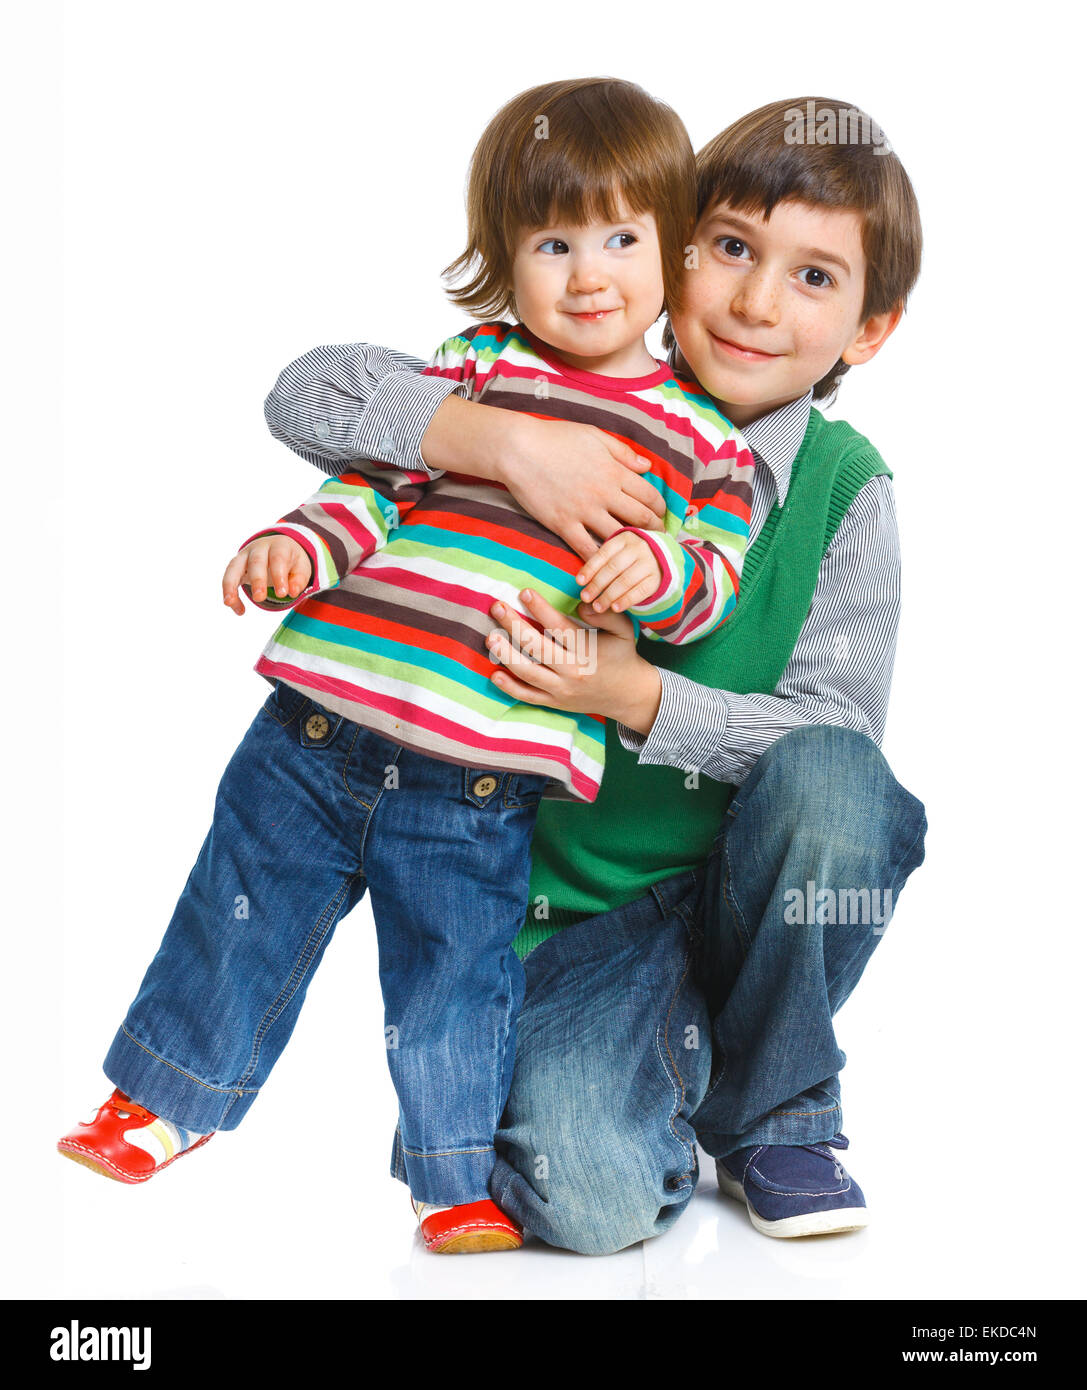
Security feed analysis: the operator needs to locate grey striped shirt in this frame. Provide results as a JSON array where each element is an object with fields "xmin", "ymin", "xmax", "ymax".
[{"xmin": 263, "ymin": 343, "xmax": 899, "ymax": 785}]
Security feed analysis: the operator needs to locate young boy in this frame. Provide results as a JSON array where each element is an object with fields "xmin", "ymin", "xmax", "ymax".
[
  {"xmin": 57, "ymin": 78, "xmax": 753, "ymax": 1255},
  {"xmin": 259, "ymin": 94, "xmax": 927, "ymax": 1251}
]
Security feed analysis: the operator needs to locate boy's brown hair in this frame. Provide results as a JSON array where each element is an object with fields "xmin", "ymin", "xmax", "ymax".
[
  {"xmin": 442, "ymin": 78, "xmax": 696, "ymax": 323},
  {"xmin": 663, "ymin": 96, "xmax": 923, "ymax": 403}
]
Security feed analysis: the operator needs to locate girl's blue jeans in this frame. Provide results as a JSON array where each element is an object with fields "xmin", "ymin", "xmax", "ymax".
[
  {"xmin": 104, "ymin": 679, "xmax": 549, "ymax": 1206},
  {"xmin": 105, "ymin": 683, "xmax": 927, "ymax": 1252}
]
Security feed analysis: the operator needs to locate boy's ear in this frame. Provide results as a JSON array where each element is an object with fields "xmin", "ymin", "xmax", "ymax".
[{"xmin": 841, "ymin": 301, "xmax": 904, "ymax": 367}]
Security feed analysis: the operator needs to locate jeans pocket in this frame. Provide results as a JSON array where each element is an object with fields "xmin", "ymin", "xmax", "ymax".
[
  {"xmin": 503, "ymin": 772, "xmax": 549, "ymax": 809},
  {"xmin": 461, "ymin": 767, "xmax": 546, "ymax": 810},
  {"xmin": 299, "ymin": 703, "xmax": 345, "ymax": 749},
  {"xmin": 462, "ymin": 767, "xmax": 505, "ymax": 808},
  {"xmin": 261, "ymin": 679, "xmax": 309, "ymax": 728}
]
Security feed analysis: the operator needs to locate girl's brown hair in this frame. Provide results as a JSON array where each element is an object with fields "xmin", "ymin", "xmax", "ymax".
[
  {"xmin": 662, "ymin": 96, "xmax": 923, "ymax": 403},
  {"xmin": 442, "ymin": 78, "xmax": 696, "ymax": 323}
]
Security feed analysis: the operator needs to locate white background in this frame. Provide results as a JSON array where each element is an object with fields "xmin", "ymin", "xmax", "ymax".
[{"xmin": 4, "ymin": 0, "xmax": 1085, "ymax": 1301}]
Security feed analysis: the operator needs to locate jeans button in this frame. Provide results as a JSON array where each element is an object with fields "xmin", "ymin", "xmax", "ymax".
[
  {"xmin": 305, "ymin": 713, "xmax": 331, "ymax": 741},
  {"xmin": 472, "ymin": 775, "xmax": 498, "ymax": 797}
]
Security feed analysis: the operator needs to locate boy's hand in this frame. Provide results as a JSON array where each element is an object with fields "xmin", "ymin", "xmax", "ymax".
[
  {"xmin": 575, "ymin": 531, "xmax": 662, "ymax": 613},
  {"xmin": 222, "ymin": 534, "xmax": 313, "ymax": 615},
  {"xmin": 500, "ymin": 414, "xmax": 668, "ymax": 559}
]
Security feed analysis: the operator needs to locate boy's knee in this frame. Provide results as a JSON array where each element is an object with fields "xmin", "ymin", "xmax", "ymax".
[
  {"xmin": 513, "ymin": 1158, "xmax": 689, "ymax": 1256},
  {"xmin": 546, "ymin": 1195, "xmax": 685, "ymax": 1257},
  {"xmin": 494, "ymin": 1119, "xmax": 694, "ymax": 1255},
  {"xmin": 744, "ymin": 724, "xmax": 925, "ymax": 856},
  {"xmin": 760, "ymin": 722, "xmax": 880, "ymax": 786}
]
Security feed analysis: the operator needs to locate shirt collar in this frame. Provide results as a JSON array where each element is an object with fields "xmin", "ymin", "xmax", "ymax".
[
  {"xmin": 740, "ymin": 389, "xmax": 814, "ymax": 508},
  {"xmin": 667, "ymin": 341, "xmax": 813, "ymax": 507}
]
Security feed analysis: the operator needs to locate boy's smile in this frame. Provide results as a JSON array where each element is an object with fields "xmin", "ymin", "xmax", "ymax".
[
  {"xmin": 510, "ymin": 203, "xmax": 664, "ymax": 377},
  {"xmin": 669, "ymin": 199, "xmax": 900, "ymax": 426}
]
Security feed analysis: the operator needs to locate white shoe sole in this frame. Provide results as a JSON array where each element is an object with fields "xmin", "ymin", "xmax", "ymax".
[{"xmin": 716, "ymin": 1165, "xmax": 869, "ymax": 1238}]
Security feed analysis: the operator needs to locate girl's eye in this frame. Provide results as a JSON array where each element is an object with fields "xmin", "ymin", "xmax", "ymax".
[
  {"xmin": 605, "ymin": 232, "xmax": 637, "ymax": 249},
  {"xmin": 538, "ymin": 239, "xmax": 569, "ymax": 255},
  {"xmin": 799, "ymin": 267, "xmax": 833, "ymax": 289},
  {"xmin": 716, "ymin": 236, "xmax": 750, "ymax": 260}
]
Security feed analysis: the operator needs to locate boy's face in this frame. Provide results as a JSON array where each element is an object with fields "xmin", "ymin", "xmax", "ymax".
[
  {"xmin": 510, "ymin": 201, "xmax": 665, "ymax": 373},
  {"xmin": 668, "ymin": 198, "xmax": 900, "ymax": 426}
]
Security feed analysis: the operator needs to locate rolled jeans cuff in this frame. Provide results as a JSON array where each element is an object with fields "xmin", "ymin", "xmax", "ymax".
[
  {"xmin": 390, "ymin": 1124, "xmax": 495, "ymax": 1206},
  {"xmin": 104, "ymin": 1024, "xmax": 258, "ymax": 1134},
  {"xmin": 708, "ymin": 1094, "xmax": 845, "ymax": 1159}
]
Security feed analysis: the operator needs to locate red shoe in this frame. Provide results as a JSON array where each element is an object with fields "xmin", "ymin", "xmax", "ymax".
[
  {"xmin": 412, "ymin": 1196, "xmax": 523, "ymax": 1253},
  {"xmin": 57, "ymin": 1088, "xmax": 213, "ymax": 1184}
]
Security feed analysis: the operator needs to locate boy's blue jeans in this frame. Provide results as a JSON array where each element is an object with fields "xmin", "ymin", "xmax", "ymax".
[
  {"xmin": 105, "ymin": 681, "xmax": 926, "ymax": 1252},
  {"xmin": 488, "ymin": 722, "xmax": 927, "ymax": 1254},
  {"xmin": 104, "ymin": 679, "xmax": 548, "ymax": 1206}
]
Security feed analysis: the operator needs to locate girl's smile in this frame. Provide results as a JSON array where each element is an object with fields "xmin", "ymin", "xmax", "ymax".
[{"xmin": 511, "ymin": 201, "xmax": 665, "ymax": 378}]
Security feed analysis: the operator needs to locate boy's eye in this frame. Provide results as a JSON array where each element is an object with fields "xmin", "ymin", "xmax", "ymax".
[
  {"xmin": 799, "ymin": 267, "xmax": 833, "ymax": 289},
  {"xmin": 715, "ymin": 236, "xmax": 751, "ymax": 260},
  {"xmin": 605, "ymin": 232, "xmax": 637, "ymax": 249},
  {"xmin": 537, "ymin": 239, "xmax": 569, "ymax": 255}
]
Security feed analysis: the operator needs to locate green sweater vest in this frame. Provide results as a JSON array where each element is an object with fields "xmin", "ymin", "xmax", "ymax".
[{"xmin": 511, "ymin": 407, "xmax": 893, "ymax": 958}]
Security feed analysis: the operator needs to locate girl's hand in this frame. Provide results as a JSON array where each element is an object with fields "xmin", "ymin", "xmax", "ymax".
[
  {"xmin": 222, "ymin": 534, "xmax": 312, "ymax": 615},
  {"xmin": 575, "ymin": 531, "xmax": 662, "ymax": 613},
  {"xmin": 485, "ymin": 589, "xmax": 663, "ymax": 733}
]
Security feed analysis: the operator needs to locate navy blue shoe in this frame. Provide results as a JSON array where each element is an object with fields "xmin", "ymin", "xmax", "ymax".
[{"xmin": 715, "ymin": 1133, "xmax": 868, "ymax": 1238}]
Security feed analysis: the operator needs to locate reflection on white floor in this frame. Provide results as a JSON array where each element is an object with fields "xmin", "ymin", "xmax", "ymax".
[{"xmin": 46, "ymin": 1126, "xmax": 1072, "ymax": 1302}]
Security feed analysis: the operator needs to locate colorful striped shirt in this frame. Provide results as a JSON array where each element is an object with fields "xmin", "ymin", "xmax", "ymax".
[{"xmin": 244, "ymin": 321, "xmax": 753, "ymax": 802}]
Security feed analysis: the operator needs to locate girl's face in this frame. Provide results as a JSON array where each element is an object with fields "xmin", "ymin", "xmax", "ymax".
[{"xmin": 510, "ymin": 201, "xmax": 665, "ymax": 376}]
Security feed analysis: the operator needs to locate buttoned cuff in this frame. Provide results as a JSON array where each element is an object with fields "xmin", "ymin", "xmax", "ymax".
[
  {"xmin": 357, "ymin": 370, "xmax": 471, "ymax": 477},
  {"xmin": 615, "ymin": 667, "xmax": 729, "ymax": 770}
]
